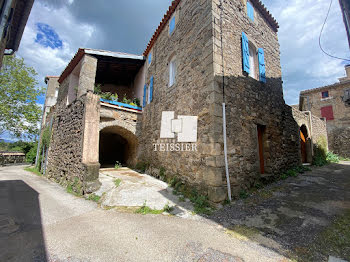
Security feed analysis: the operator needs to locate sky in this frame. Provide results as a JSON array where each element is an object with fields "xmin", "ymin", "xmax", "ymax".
[{"xmin": 11, "ymin": 0, "xmax": 350, "ymax": 113}]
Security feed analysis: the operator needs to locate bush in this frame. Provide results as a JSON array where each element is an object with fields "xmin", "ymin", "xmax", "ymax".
[
  {"xmin": 26, "ymin": 143, "xmax": 38, "ymax": 164},
  {"xmin": 313, "ymin": 136, "xmax": 328, "ymax": 166},
  {"xmin": 326, "ymin": 151, "xmax": 340, "ymax": 163}
]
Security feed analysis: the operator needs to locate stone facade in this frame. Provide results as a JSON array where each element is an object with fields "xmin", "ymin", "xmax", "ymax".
[
  {"xmin": 139, "ymin": 0, "xmax": 301, "ymax": 202},
  {"xmin": 292, "ymin": 107, "xmax": 328, "ymax": 161},
  {"xmin": 46, "ymin": 92, "xmax": 101, "ymax": 194},
  {"xmin": 299, "ymin": 66, "xmax": 350, "ymax": 157},
  {"xmin": 0, "ymin": 153, "xmax": 25, "ymax": 166},
  {"xmin": 43, "ymin": 0, "xmax": 305, "ymax": 202}
]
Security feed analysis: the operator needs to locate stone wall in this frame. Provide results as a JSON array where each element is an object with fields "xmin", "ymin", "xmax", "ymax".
[
  {"xmin": 292, "ymin": 107, "xmax": 328, "ymax": 160},
  {"xmin": 0, "ymin": 153, "xmax": 26, "ymax": 166},
  {"xmin": 139, "ymin": 0, "xmax": 218, "ymax": 198},
  {"xmin": 210, "ymin": 0, "xmax": 301, "ymax": 197},
  {"xmin": 46, "ymin": 93, "xmax": 101, "ymax": 194},
  {"xmin": 330, "ymin": 127, "xmax": 350, "ymax": 157}
]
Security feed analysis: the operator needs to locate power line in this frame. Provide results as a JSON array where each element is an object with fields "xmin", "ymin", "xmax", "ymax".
[{"xmin": 319, "ymin": 0, "xmax": 350, "ymax": 62}]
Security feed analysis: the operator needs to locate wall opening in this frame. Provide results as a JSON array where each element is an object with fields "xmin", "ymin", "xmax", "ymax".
[
  {"xmin": 300, "ymin": 124, "xmax": 311, "ymax": 163},
  {"xmin": 99, "ymin": 126, "xmax": 138, "ymax": 168}
]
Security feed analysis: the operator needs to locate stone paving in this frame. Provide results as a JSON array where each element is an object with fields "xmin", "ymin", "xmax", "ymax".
[{"xmin": 210, "ymin": 162, "xmax": 350, "ymax": 261}]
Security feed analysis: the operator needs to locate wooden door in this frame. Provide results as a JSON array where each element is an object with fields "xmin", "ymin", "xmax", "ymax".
[
  {"xmin": 300, "ymin": 130, "xmax": 307, "ymax": 163},
  {"xmin": 257, "ymin": 125, "xmax": 265, "ymax": 174}
]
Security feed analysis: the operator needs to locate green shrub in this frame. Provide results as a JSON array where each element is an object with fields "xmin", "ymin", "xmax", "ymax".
[
  {"xmin": 26, "ymin": 143, "xmax": 38, "ymax": 164},
  {"xmin": 326, "ymin": 151, "xmax": 340, "ymax": 163},
  {"xmin": 114, "ymin": 178, "xmax": 122, "ymax": 187},
  {"xmin": 135, "ymin": 162, "xmax": 149, "ymax": 173},
  {"xmin": 115, "ymin": 161, "xmax": 122, "ymax": 169}
]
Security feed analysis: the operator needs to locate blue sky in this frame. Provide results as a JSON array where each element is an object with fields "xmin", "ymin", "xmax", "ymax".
[{"xmin": 13, "ymin": 0, "xmax": 350, "ymax": 110}]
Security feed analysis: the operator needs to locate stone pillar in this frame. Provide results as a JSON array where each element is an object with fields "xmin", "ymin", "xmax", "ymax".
[
  {"xmin": 82, "ymin": 92, "xmax": 101, "ymax": 193},
  {"xmin": 77, "ymin": 55, "xmax": 97, "ymax": 98}
]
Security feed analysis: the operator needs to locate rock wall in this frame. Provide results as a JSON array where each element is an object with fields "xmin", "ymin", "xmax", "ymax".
[
  {"xmin": 210, "ymin": 0, "xmax": 301, "ymax": 197},
  {"xmin": 46, "ymin": 93, "xmax": 100, "ymax": 194},
  {"xmin": 0, "ymin": 153, "xmax": 26, "ymax": 166},
  {"xmin": 329, "ymin": 127, "xmax": 350, "ymax": 157},
  {"xmin": 139, "ymin": 0, "xmax": 217, "ymax": 198}
]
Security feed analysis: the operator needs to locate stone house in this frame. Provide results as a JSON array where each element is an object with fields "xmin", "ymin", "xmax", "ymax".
[
  {"xmin": 41, "ymin": 0, "xmax": 327, "ymax": 202},
  {"xmin": 299, "ymin": 65, "xmax": 350, "ymax": 158}
]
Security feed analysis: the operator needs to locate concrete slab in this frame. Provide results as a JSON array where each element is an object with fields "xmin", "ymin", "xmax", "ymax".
[
  {"xmin": 329, "ymin": 256, "xmax": 348, "ymax": 262},
  {"xmin": 96, "ymin": 167, "xmax": 198, "ymax": 219}
]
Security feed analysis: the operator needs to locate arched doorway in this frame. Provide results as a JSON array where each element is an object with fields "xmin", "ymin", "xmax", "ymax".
[
  {"xmin": 99, "ymin": 126, "xmax": 138, "ymax": 168},
  {"xmin": 300, "ymin": 125, "xmax": 311, "ymax": 163}
]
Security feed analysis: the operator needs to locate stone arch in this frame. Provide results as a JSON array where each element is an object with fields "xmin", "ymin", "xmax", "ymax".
[
  {"xmin": 300, "ymin": 124, "xmax": 312, "ymax": 163},
  {"xmin": 99, "ymin": 124, "xmax": 138, "ymax": 168}
]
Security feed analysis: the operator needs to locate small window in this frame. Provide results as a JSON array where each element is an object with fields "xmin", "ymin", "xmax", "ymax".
[
  {"xmin": 321, "ymin": 105, "xmax": 334, "ymax": 121},
  {"xmin": 148, "ymin": 52, "xmax": 152, "ymax": 65},
  {"xmin": 322, "ymin": 91, "xmax": 329, "ymax": 98},
  {"xmin": 169, "ymin": 15, "xmax": 175, "ymax": 35},
  {"xmin": 169, "ymin": 58, "xmax": 176, "ymax": 87},
  {"xmin": 247, "ymin": 1, "xmax": 254, "ymax": 21}
]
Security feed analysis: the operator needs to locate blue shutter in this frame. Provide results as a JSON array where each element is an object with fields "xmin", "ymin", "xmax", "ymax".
[
  {"xmin": 242, "ymin": 32, "xmax": 250, "ymax": 74},
  {"xmin": 143, "ymin": 84, "xmax": 147, "ymax": 107},
  {"xmin": 169, "ymin": 16, "xmax": 175, "ymax": 34},
  {"xmin": 258, "ymin": 48, "xmax": 266, "ymax": 83},
  {"xmin": 149, "ymin": 76, "xmax": 154, "ymax": 102},
  {"xmin": 247, "ymin": 1, "xmax": 254, "ymax": 21},
  {"xmin": 148, "ymin": 52, "xmax": 152, "ymax": 64}
]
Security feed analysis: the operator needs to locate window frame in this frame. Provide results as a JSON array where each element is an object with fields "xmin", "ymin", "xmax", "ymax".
[
  {"xmin": 321, "ymin": 91, "xmax": 329, "ymax": 99},
  {"xmin": 248, "ymin": 42, "xmax": 258, "ymax": 80},
  {"xmin": 169, "ymin": 15, "xmax": 176, "ymax": 35}
]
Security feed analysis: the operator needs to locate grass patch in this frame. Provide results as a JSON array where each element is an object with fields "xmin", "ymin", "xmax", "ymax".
[
  {"xmin": 66, "ymin": 177, "xmax": 82, "ymax": 196},
  {"xmin": 114, "ymin": 161, "xmax": 122, "ymax": 169},
  {"xmin": 340, "ymin": 156, "xmax": 350, "ymax": 161},
  {"xmin": 114, "ymin": 178, "xmax": 122, "ymax": 187},
  {"xmin": 24, "ymin": 166, "xmax": 42, "ymax": 176},
  {"xmin": 87, "ymin": 193, "xmax": 101, "ymax": 202},
  {"xmin": 293, "ymin": 210, "xmax": 350, "ymax": 261},
  {"xmin": 135, "ymin": 201, "xmax": 174, "ymax": 215},
  {"xmin": 279, "ymin": 165, "xmax": 311, "ymax": 181}
]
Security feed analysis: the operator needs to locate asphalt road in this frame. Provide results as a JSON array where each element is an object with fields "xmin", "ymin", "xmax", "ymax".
[{"xmin": 0, "ymin": 165, "xmax": 288, "ymax": 262}]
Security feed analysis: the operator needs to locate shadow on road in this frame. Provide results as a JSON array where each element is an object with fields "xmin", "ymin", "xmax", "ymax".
[{"xmin": 0, "ymin": 180, "xmax": 47, "ymax": 262}]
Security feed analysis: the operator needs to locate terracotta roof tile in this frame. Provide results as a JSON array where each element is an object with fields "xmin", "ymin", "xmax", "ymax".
[{"xmin": 143, "ymin": 0, "xmax": 279, "ymax": 56}]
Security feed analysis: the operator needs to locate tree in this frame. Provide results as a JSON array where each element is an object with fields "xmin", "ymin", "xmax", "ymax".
[{"xmin": 0, "ymin": 55, "xmax": 43, "ymax": 139}]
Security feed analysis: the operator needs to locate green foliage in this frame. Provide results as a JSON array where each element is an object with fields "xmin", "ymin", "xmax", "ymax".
[
  {"xmin": 134, "ymin": 201, "xmax": 171, "ymax": 215},
  {"xmin": 135, "ymin": 162, "xmax": 149, "ymax": 173},
  {"xmin": 159, "ymin": 167, "xmax": 166, "ymax": 181},
  {"xmin": 189, "ymin": 189, "xmax": 213, "ymax": 215},
  {"xmin": 326, "ymin": 151, "xmax": 340, "ymax": 163},
  {"xmin": 94, "ymin": 84, "xmax": 118, "ymax": 101},
  {"xmin": 88, "ymin": 193, "xmax": 101, "ymax": 202},
  {"xmin": 313, "ymin": 136, "xmax": 328, "ymax": 166},
  {"xmin": 122, "ymin": 94, "xmax": 131, "ymax": 104},
  {"xmin": 114, "ymin": 178, "xmax": 122, "ymax": 187},
  {"xmin": 24, "ymin": 166, "xmax": 42, "ymax": 176},
  {"xmin": 26, "ymin": 143, "xmax": 38, "ymax": 164},
  {"xmin": 132, "ymin": 98, "xmax": 141, "ymax": 107},
  {"xmin": 66, "ymin": 177, "xmax": 82, "ymax": 196},
  {"xmin": 0, "ymin": 55, "xmax": 43, "ymax": 139},
  {"xmin": 279, "ymin": 165, "xmax": 311, "ymax": 180},
  {"xmin": 41, "ymin": 127, "xmax": 51, "ymax": 148},
  {"xmin": 114, "ymin": 161, "xmax": 121, "ymax": 169},
  {"xmin": 239, "ymin": 190, "xmax": 249, "ymax": 199},
  {"xmin": 339, "ymin": 156, "xmax": 350, "ymax": 161}
]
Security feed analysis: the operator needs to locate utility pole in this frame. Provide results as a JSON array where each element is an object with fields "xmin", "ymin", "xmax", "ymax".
[{"xmin": 339, "ymin": 0, "xmax": 350, "ymax": 49}]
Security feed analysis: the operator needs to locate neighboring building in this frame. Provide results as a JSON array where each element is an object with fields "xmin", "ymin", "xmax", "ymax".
[
  {"xmin": 299, "ymin": 65, "xmax": 350, "ymax": 157},
  {"xmin": 41, "ymin": 0, "xmax": 326, "ymax": 202},
  {"xmin": 339, "ymin": 0, "xmax": 350, "ymax": 49},
  {"xmin": 0, "ymin": 0, "xmax": 34, "ymax": 68}
]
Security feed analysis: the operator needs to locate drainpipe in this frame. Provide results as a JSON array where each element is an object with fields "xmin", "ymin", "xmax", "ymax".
[{"xmin": 220, "ymin": 0, "xmax": 232, "ymax": 201}]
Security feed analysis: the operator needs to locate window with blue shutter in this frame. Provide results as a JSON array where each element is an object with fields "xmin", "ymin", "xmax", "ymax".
[
  {"xmin": 149, "ymin": 76, "xmax": 154, "ymax": 102},
  {"xmin": 258, "ymin": 48, "xmax": 266, "ymax": 83},
  {"xmin": 143, "ymin": 84, "xmax": 147, "ymax": 107},
  {"xmin": 148, "ymin": 52, "xmax": 152, "ymax": 65},
  {"xmin": 169, "ymin": 16, "xmax": 175, "ymax": 35},
  {"xmin": 247, "ymin": 1, "xmax": 254, "ymax": 21},
  {"xmin": 242, "ymin": 32, "xmax": 250, "ymax": 74}
]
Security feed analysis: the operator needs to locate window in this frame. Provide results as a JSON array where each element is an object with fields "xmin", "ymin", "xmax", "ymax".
[
  {"xmin": 143, "ymin": 84, "xmax": 148, "ymax": 107},
  {"xmin": 169, "ymin": 58, "xmax": 176, "ymax": 87},
  {"xmin": 149, "ymin": 76, "xmax": 154, "ymax": 103},
  {"xmin": 322, "ymin": 91, "xmax": 329, "ymax": 98},
  {"xmin": 148, "ymin": 52, "xmax": 152, "ymax": 65},
  {"xmin": 248, "ymin": 43, "xmax": 257, "ymax": 79},
  {"xmin": 169, "ymin": 15, "xmax": 175, "ymax": 35},
  {"xmin": 242, "ymin": 32, "xmax": 266, "ymax": 82},
  {"xmin": 247, "ymin": 1, "xmax": 254, "ymax": 21},
  {"xmin": 321, "ymin": 105, "xmax": 334, "ymax": 121}
]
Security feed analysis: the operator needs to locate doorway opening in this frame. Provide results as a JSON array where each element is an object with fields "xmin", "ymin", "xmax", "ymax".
[{"xmin": 257, "ymin": 125, "xmax": 266, "ymax": 174}]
